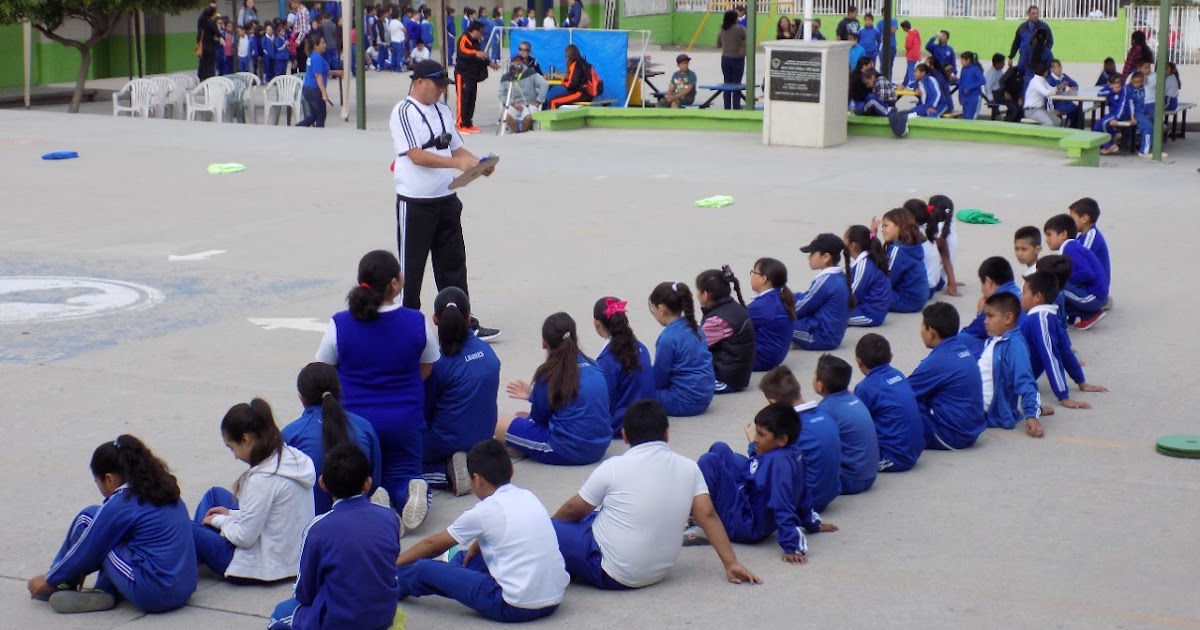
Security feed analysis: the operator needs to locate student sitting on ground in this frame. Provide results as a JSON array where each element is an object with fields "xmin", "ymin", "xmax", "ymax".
[
  {"xmin": 592, "ymin": 296, "xmax": 655, "ymax": 437},
  {"xmin": 395, "ymin": 440, "xmax": 568, "ymax": 623},
  {"xmin": 268, "ymin": 444, "xmax": 402, "ymax": 630},
  {"xmin": 747, "ymin": 258, "xmax": 796, "ymax": 371},
  {"xmin": 1036, "ymin": 255, "xmax": 1073, "ymax": 328},
  {"xmin": 759, "ymin": 366, "xmax": 842, "ymax": 512},
  {"xmin": 1068, "ymin": 197, "xmax": 1111, "ymax": 299},
  {"xmin": 1044, "ymin": 213, "xmax": 1108, "ymax": 330},
  {"xmin": 697, "ymin": 266, "xmax": 756, "ymax": 394},
  {"xmin": 650, "ymin": 282, "xmax": 715, "ymax": 416},
  {"xmin": 853, "ymin": 334, "xmax": 924, "ymax": 473},
  {"xmin": 844, "ymin": 225, "xmax": 892, "ymax": 327},
  {"xmin": 551, "ymin": 400, "xmax": 761, "ymax": 590},
  {"xmin": 979, "ymin": 293, "xmax": 1043, "ymax": 437},
  {"xmin": 662, "ymin": 54, "xmax": 697, "ymax": 108},
  {"xmin": 815, "ymin": 355, "xmax": 879, "ymax": 495},
  {"xmin": 874, "ymin": 209, "xmax": 928, "ymax": 313},
  {"xmin": 960, "ymin": 256, "xmax": 1024, "ymax": 358},
  {"xmin": 694, "ymin": 403, "xmax": 839, "ymax": 564},
  {"xmin": 903, "ymin": 197, "xmax": 957, "ymax": 298},
  {"xmin": 498, "ymin": 53, "xmax": 549, "ymax": 134},
  {"xmin": 793, "ymin": 233, "xmax": 852, "ymax": 350},
  {"xmin": 497, "ymin": 312, "xmax": 611, "ymax": 465},
  {"xmin": 28, "ymin": 435, "xmax": 196, "ymax": 614},
  {"xmin": 1014, "ymin": 225, "xmax": 1043, "ymax": 278},
  {"xmin": 908, "ymin": 303, "xmax": 986, "ymax": 450},
  {"xmin": 1019, "ymin": 272, "xmax": 1109, "ymax": 414}
]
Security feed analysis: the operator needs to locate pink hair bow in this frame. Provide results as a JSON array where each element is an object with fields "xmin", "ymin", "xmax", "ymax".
[{"xmin": 604, "ymin": 297, "xmax": 627, "ymax": 318}]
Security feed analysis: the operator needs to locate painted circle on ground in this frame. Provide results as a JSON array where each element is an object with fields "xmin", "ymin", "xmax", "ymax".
[
  {"xmin": 0, "ymin": 276, "xmax": 165, "ymax": 324},
  {"xmin": 1156, "ymin": 434, "xmax": 1200, "ymax": 456}
]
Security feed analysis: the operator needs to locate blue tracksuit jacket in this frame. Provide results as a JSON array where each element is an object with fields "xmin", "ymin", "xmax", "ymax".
[
  {"xmin": 529, "ymin": 354, "xmax": 613, "ymax": 463},
  {"xmin": 748, "ymin": 288, "xmax": 793, "ymax": 371},
  {"xmin": 854, "ymin": 364, "xmax": 924, "ymax": 472},
  {"xmin": 1076, "ymin": 226, "xmax": 1111, "ymax": 286},
  {"xmin": 793, "ymin": 267, "xmax": 850, "ymax": 350},
  {"xmin": 887, "ymin": 242, "xmax": 928, "ymax": 312},
  {"xmin": 858, "ymin": 25, "xmax": 881, "ymax": 59},
  {"xmin": 1020, "ymin": 304, "xmax": 1086, "ymax": 401},
  {"xmin": 795, "ymin": 401, "xmax": 842, "ymax": 513},
  {"xmin": 981, "ymin": 329, "xmax": 1041, "ymax": 429},
  {"xmin": 958, "ymin": 62, "xmax": 986, "ymax": 119},
  {"xmin": 818, "ymin": 390, "xmax": 880, "ymax": 490},
  {"xmin": 596, "ymin": 340, "xmax": 656, "ymax": 435},
  {"xmin": 420, "ymin": 20, "xmax": 434, "ymax": 46},
  {"xmin": 960, "ymin": 280, "xmax": 1023, "ymax": 358},
  {"xmin": 908, "ymin": 335, "xmax": 986, "ymax": 449},
  {"xmin": 47, "ymin": 489, "xmax": 197, "ymax": 613},
  {"xmin": 423, "ymin": 334, "xmax": 502, "ymax": 460},
  {"xmin": 282, "ymin": 406, "xmax": 383, "ymax": 514},
  {"xmin": 925, "ymin": 37, "xmax": 956, "ymax": 74},
  {"xmin": 1047, "ymin": 72, "xmax": 1080, "ymax": 115},
  {"xmin": 916, "ymin": 73, "xmax": 949, "ymax": 117},
  {"xmin": 1061, "ymin": 239, "xmax": 1109, "ymax": 305},
  {"xmin": 848, "ymin": 253, "xmax": 891, "ymax": 326},
  {"xmin": 653, "ymin": 318, "xmax": 715, "ymax": 416}
]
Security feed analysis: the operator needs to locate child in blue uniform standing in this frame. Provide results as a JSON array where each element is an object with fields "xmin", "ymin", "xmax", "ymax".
[
  {"xmin": 498, "ymin": 312, "xmax": 612, "ymax": 465},
  {"xmin": 1044, "ymin": 214, "xmax": 1108, "ymax": 329},
  {"xmin": 814, "ymin": 355, "xmax": 879, "ymax": 495},
  {"xmin": 268, "ymin": 444, "xmax": 402, "ymax": 630},
  {"xmin": 316, "ymin": 250, "xmax": 441, "ymax": 531},
  {"xmin": 747, "ymin": 258, "xmax": 795, "ymax": 371},
  {"xmin": 593, "ymin": 296, "xmax": 655, "ymax": 436},
  {"xmin": 957, "ymin": 51, "xmax": 986, "ymax": 119},
  {"xmin": 844, "ymin": 225, "xmax": 891, "ymax": 327},
  {"xmin": 697, "ymin": 266, "xmax": 756, "ymax": 393},
  {"xmin": 959, "ymin": 257, "xmax": 1023, "ymax": 358},
  {"xmin": 1020, "ymin": 272, "xmax": 1108, "ymax": 413},
  {"xmin": 875, "ymin": 209, "xmax": 928, "ymax": 312},
  {"xmin": 980, "ymin": 293, "xmax": 1043, "ymax": 437},
  {"xmin": 853, "ymin": 334, "xmax": 923, "ymax": 473},
  {"xmin": 423, "ymin": 287, "xmax": 501, "ymax": 495},
  {"xmin": 283, "ymin": 362, "xmax": 382, "ymax": 515},
  {"xmin": 759, "ymin": 367, "xmax": 842, "ymax": 512},
  {"xmin": 925, "ymin": 30, "xmax": 956, "ymax": 76},
  {"xmin": 29, "ymin": 435, "xmax": 196, "ymax": 614},
  {"xmin": 650, "ymin": 282, "xmax": 715, "ymax": 416},
  {"xmin": 793, "ymin": 233, "xmax": 853, "ymax": 350},
  {"xmin": 695, "ymin": 403, "xmax": 839, "ymax": 563},
  {"xmin": 910, "ymin": 303, "xmax": 986, "ymax": 450}
]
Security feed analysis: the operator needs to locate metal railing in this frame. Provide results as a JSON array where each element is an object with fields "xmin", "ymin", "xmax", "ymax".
[
  {"xmin": 1005, "ymin": 0, "xmax": 1118, "ymax": 20},
  {"xmin": 675, "ymin": 0, "xmax": 772, "ymax": 13},
  {"xmin": 1126, "ymin": 5, "xmax": 1200, "ymax": 65},
  {"xmin": 625, "ymin": 0, "xmax": 671, "ymax": 16},
  {"xmin": 896, "ymin": 0, "xmax": 996, "ymax": 19}
]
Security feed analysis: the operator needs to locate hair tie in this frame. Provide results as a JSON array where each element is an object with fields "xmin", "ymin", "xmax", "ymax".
[
  {"xmin": 562, "ymin": 331, "xmax": 571, "ymax": 341},
  {"xmin": 869, "ymin": 231, "xmax": 876, "ymax": 240},
  {"xmin": 720, "ymin": 264, "xmax": 735, "ymax": 281},
  {"xmin": 445, "ymin": 301, "xmax": 457, "ymax": 309},
  {"xmin": 322, "ymin": 391, "xmax": 333, "ymax": 399},
  {"xmin": 927, "ymin": 204, "xmax": 937, "ymax": 215},
  {"xmin": 603, "ymin": 297, "xmax": 627, "ymax": 318},
  {"xmin": 359, "ymin": 281, "xmax": 372, "ymax": 290},
  {"xmin": 671, "ymin": 282, "xmax": 679, "ymax": 292},
  {"xmin": 113, "ymin": 438, "xmax": 120, "ymax": 448}
]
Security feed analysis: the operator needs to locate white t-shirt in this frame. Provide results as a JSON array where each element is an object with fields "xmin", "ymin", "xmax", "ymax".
[
  {"xmin": 577, "ymin": 441, "xmax": 710, "ymax": 588},
  {"xmin": 921, "ymin": 240, "xmax": 941, "ymax": 288},
  {"xmin": 543, "ymin": 16, "xmax": 556, "ymax": 28},
  {"xmin": 1024, "ymin": 75, "xmax": 1056, "ymax": 110},
  {"xmin": 390, "ymin": 96, "xmax": 465, "ymax": 199},
  {"xmin": 315, "ymin": 303, "xmax": 440, "ymax": 365},
  {"xmin": 411, "ymin": 46, "xmax": 431, "ymax": 62},
  {"xmin": 979, "ymin": 336, "xmax": 998, "ymax": 411},
  {"xmin": 446, "ymin": 484, "xmax": 569, "ymax": 608},
  {"xmin": 388, "ymin": 18, "xmax": 406, "ymax": 43}
]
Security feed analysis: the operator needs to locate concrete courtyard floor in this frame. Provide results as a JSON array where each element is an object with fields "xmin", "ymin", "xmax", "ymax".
[{"xmin": 3, "ymin": 52, "xmax": 1200, "ymax": 629}]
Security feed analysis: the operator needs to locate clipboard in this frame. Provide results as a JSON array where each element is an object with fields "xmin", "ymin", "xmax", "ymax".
[{"xmin": 449, "ymin": 154, "xmax": 499, "ymax": 190}]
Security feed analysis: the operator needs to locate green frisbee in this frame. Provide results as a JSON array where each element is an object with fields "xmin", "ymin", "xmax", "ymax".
[{"xmin": 1156, "ymin": 435, "xmax": 1200, "ymax": 458}]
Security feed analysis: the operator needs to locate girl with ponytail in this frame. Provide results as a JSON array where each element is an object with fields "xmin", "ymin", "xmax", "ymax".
[
  {"xmin": 192, "ymin": 398, "xmax": 316, "ymax": 584},
  {"xmin": 845, "ymin": 225, "xmax": 894, "ymax": 327},
  {"xmin": 903, "ymin": 197, "xmax": 960, "ymax": 297},
  {"xmin": 592, "ymin": 296, "xmax": 655, "ymax": 436},
  {"xmin": 496, "ymin": 312, "xmax": 612, "ymax": 465},
  {"xmin": 423, "ymin": 287, "xmax": 501, "ymax": 495},
  {"xmin": 748, "ymin": 258, "xmax": 795, "ymax": 372},
  {"xmin": 696, "ymin": 266, "xmax": 756, "ymax": 394},
  {"xmin": 648, "ymin": 282, "xmax": 715, "ymax": 416},
  {"xmin": 793, "ymin": 233, "xmax": 853, "ymax": 351},
  {"xmin": 282, "ymin": 362, "xmax": 383, "ymax": 513},
  {"xmin": 29, "ymin": 435, "xmax": 197, "ymax": 614}
]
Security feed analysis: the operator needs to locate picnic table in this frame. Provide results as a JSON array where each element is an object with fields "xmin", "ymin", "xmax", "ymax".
[
  {"xmin": 698, "ymin": 83, "xmax": 747, "ymax": 109},
  {"xmin": 1050, "ymin": 85, "xmax": 1107, "ymax": 127}
]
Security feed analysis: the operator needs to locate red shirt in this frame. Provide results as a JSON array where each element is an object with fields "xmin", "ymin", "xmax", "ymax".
[{"xmin": 905, "ymin": 28, "xmax": 921, "ymax": 61}]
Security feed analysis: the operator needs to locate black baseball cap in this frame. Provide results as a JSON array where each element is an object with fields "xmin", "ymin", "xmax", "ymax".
[
  {"xmin": 411, "ymin": 60, "xmax": 454, "ymax": 86},
  {"xmin": 676, "ymin": 53, "xmax": 691, "ymax": 63},
  {"xmin": 800, "ymin": 233, "xmax": 845, "ymax": 255}
]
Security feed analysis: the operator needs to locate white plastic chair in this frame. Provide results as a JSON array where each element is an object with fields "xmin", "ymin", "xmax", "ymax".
[
  {"xmin": 186, "ymin": 77, "xmax": 231, "ymax": 122},
  {"xmin": 147, "ymin": 77, "xmax": 177, "ymax": 118},
  {"xmin": 264, "ymin": 74, "xmax": 303, "ymax": 126},
  {"xmin": 112, "ymin": 79, "xmax": 157, "ymax": 118},
  {"xmin": 234, "ymin": 72, "xmax": 264, "ymax": 123}
]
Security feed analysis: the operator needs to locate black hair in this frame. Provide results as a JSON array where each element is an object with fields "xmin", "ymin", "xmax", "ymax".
[
  {"xmin": 855, "ymin": 333, "xmax": 892, "ymax": 369},
  {"xmin": 297, "ymin": 362, "xmax": 351, "ymax": 454},
  {"xmin": 883, "ymin": 207, "xmax": 926, "ymax": 245},
  {"xmin": 1032, "ymin": 62, "xmax": 1048, "ymax": 76},
  {"xmin": 922, "ymin": 302, "xmax": 959, "ymax": 339},
  {"xmin": 754, "ymin": 258, "xmax": 796, "ymax": 320},
  {"xmin": 1024, "ymin": 270, "xmax": 1060, "ymax": 305},
  {"xmin": 1036, "ymin": 254, "xmax": 1072, "ymax": 290},
  {"xmin": 992, "ymin": 52, "xmax": 1006, "ymax": 64},
  {"xmin": 927, "ymin": 194, "xmax": 955, "ymax": 242},
  {"xmin": 1131, "ymin": 30, "xmax": 1147, "ymax": 47},
  {"xmin": 961, "ymin": 50, "xmax": 978, "ymax": 66},
  {"xmin": 594, "ymin": 297, "xmax": 643, "ymax": 374},
  {"xmin": 815, "ymin": 354, "xmax": 852, "ymax": 394},
  {"xmin": 978, "ymin": 256, "xmax": 1015, "ymax": 285},
  {"xmin": 348, "ymin": 250, "xmax": 401, "ymax": 321},
  {"xmin": 1131, "ymin": 70, "xmax": 1145, "ymax": 81},
  {"xmin": 940, "ymin": 29, "xmax": 950, "ymax": 39},
  {"xmin": 984, "ymin": 291, "xmax": 1022, "ymax": 317},
  {"xmin": 433, "ymin": 287, "xmax": 471, "ymax": 356},
  {"xmin": 221, "ymin": 398, "xmax": 286, "ymax": 494},
  {"xmin": 759, "ymin": 365, "xmax": 802, "ymax": 403},
  {"xmin": 90, "ymin": 435, "xmax": 182, "ymax": 507},
  {"xmin": 844, "ymin": 225, "xmax": 890, "ymax": 275},
  {"xmin": 1103, "ymin": 56, "xmax": 1115, "ymax": 64},
  {"xmin": 696, "ymin": 265, "xmax": 746, "ymax": 306},
  {"xmin": 755, "ymin": 402, "xmax": 801, "ymax": 446},
  {"xmin": 853, "ymin": 55, "xmax": 872, "ymax": 71},
  {"xmin": 467, "ymin": 439, "xmax": 512, "ymax": 487},
  {"xmin": 622, "ymin": 399, "xmax": 669, "ymax": 446},
  {"xmin": 900, "ymin": 20, "xmax": 911, "ymax": 29},
  {"xmin": 533, "ymin": 312, "xmax": 581, "ymax": 410},
  {"xmin": 722, "ymin": 9, "xmax": 737, "ymax": 29},
  {"xmin": 915, "ymin": 62, "xmax": 930, "ymax": 75},
  {"xmin": 1044, "ymin": 213, "xmax": 1079, "ymax": 239},
  {"xmin": 321, "ymin": 443, "xmax": 370, "ymax": 499},
  {"xmin": 649, "ymin": 282, "xmax": 699, "ymax": 333},
  {"xmin": 1015, "ymin": 225, "xmax": 1042, "ymax": 246},
  {"xmin": 1068, "ymin": 197, "xmax": 1100, "ymax": 224},
  {"xmin": 464, "ymin": 7, "xmax": 475, "ymax": 15}
]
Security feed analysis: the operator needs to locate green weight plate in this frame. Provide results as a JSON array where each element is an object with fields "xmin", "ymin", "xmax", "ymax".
[
  {"xmin": 1156, "ymin": 445, "xmax": 1200, "ymax": 459},
  {"xmin": 1156, "ymin": 435, "xmax": 1200, "ymax": 455}
]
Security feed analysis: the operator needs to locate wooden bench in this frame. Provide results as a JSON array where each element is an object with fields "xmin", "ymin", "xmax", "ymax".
[
  {"xmin": 1165, "ymin": 102, "xmax": 1195, "ymax": 140},
  {"xmin": 578, "ymin": 99, "xmax": 617, "ymax": 107},
  {"xmin": 940, "ymin": 111, "xmax": 962, "ymax": 119}
]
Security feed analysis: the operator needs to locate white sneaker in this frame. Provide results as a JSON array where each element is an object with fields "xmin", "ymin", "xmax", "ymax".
[
  {"xmin": 371, "ymin": 486, "xmax": 391, "ymax": 510},
  {"xmin": 448, "ymin": 451, "xmax": 470, "ymax": 497},
  {"xmin": 402, "ymin": 479, "xmax": 430, "ymax": 531}
]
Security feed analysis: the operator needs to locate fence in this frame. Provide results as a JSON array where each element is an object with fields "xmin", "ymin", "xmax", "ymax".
[
  {"xmin": 675, "ymin": 0, "xmax": 771, "ymax": 13},
  {"xmin": 1004, "ymin": 0, "xmax": 1119, "ymax": 20},
  {"xmin": 625, "ymin": 0, "xmax": 671, "ymax": 15},
  {"xmin": 896, "ymin": 0, "xmax": 996, "ymax": 19},
  {"xmin": 1126, "ymin": 5, "xmax": 1200, "ymax": 65},
  {"xmin": 674, "ymin": 0, "xmax": 995, "ymax": 17}
]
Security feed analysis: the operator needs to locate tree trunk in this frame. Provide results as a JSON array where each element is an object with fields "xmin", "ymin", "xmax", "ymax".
[{"xmin": 70, "ymin": 44, "xmax": 91, "ymax": 113}]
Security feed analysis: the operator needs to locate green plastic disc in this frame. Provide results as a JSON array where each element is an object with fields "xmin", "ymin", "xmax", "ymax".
[
  {"xmin": 1157, "ymin": 445, "xmax": 1200, "ymax": 459},
  {"xmin": 1156, "ymin": 435, "xmax": 1200, "ymax": 455}
]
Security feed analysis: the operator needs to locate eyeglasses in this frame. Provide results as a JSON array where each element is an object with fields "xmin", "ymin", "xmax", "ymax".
[{"xmin": 749, "ymin": 269, "xmax": 764, "ymax": 277}]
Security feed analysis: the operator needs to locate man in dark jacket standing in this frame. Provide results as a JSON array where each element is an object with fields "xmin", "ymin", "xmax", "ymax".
[{"xmin": 454, "ymin": 21, "xmax": 496, "ymax": 133}]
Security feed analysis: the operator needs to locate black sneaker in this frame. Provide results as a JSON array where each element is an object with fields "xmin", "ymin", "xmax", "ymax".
[{"xmin": 471, "ymin": 318, "xmax": 502, "ymax": 342}]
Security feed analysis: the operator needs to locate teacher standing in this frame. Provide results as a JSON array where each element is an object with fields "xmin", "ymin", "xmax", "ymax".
[
  {"xmin": 716, "ymin": 10, "xmax": 746, "ymax": 110},
  {"xmin": 390, "ymin": 60, "xmax": 501, "ymax": 340}
]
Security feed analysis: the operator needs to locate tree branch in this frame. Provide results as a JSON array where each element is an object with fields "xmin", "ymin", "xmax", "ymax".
[{"xmin": 32, "ymin": 24, "xmax": 85, "ymax": 50}]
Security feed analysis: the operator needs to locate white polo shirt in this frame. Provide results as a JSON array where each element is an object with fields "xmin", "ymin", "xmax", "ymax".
[
  {"xmin": 390, "ymin": 96, "xmax": 464, "ymax": 199},
  {"xmin": 446, "ymin": 483, "xmax": 568, "ymax": 609},
  {"xmin": 578, "ymin": 441, "xmax": 710, "ymax": 588}
]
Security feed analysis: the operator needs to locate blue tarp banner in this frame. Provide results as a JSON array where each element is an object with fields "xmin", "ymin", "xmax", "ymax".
[{"xmin": 508, "ymin": 29, "xmax": 629, "ymax": 105}]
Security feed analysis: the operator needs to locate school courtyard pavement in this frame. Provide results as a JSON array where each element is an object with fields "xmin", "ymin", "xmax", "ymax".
[{"xmin": 2, "ymin": 51, "xmax": 1199, "ymax": 629}]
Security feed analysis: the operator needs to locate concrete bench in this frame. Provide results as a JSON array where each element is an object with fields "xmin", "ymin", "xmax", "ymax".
[{"xmin": 532, "ymin": 107, "xmax": 763, "ymax": 133}]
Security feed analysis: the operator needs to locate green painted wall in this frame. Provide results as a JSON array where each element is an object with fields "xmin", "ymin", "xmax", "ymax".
[
  {"xmin": 619, "ymin": 13, "xmax": 673, "ymax": 43},
  {"xmin": 0, "ymin": 31, "xmax": 203, "ymax": 89}
]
